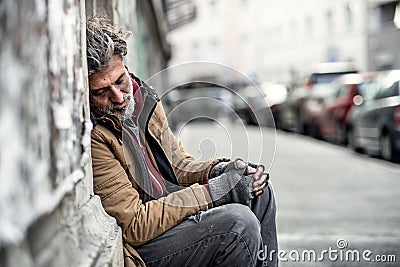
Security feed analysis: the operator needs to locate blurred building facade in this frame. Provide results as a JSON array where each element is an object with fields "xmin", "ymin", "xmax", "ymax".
[
  {"xmin": 167, "ymin": 0, "xmax": 263, "ymax": 87},
  {"xmin": 260, "ymin": 0, "xmax": 372, "ymax": 86},
  {"xmin": 0, "ymin": 0, "xmax": 170, "ymax": 266},
  {"xmin": 368, "ymin": 0, "xmax": 400, "ymax": 71},
  {"xmin": 167, "ymin": 0, "xmax": 400, "ymax": 87}
]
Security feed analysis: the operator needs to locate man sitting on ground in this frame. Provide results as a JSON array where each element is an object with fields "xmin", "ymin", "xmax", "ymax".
[{"xmin": 87, "ymin": 16, "xmax": 278, "ymax": 267}]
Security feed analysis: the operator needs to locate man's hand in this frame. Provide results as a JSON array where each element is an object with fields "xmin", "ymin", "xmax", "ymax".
[
  {"xmin": 240, "ymin": 160, "xmax": 269, "ymax": 197},
  {"xmin": 214, "ymin": 159, "xmax": 269, "ymax": 197},
  {"xmin": 208, "ymin": 159, "xmax": 254, "ymax": 206}
]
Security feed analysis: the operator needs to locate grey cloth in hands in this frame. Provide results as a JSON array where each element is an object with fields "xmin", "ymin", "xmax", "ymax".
[{"xmin": 208, "ymin": 159, "xmax": 254, "ymax": 206}]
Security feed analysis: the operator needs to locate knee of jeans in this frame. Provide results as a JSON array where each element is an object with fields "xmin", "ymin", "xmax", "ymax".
[{"xmin": 221, "ymin": 204, "xmax": 261, "ymax": 238}]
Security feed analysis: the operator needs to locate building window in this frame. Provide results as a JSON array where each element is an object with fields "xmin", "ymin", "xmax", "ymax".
[
  {"xmin": 210, "ymin": 38, "xmax": 218, "ymax": 49},
  {"xmin": 275, "ymin": 25, "xmax": 281, "ymax": 42},
  {"xmin": 305, "ymin": 16, "xmax": 313, "ymax": 37},
  {"xmin": 395, "ymin": 2, "xmax": 400, "ymax": 29},
  {"xmin": 291, "ymin": 20, "xmax": 296, "ymax": 38},
  {"xmin": 346, "ymin": 2, "xmax": 353, "ymax": 30},
  {"xmin": 192, "ymin": 40, "xmax": 199, "ymax": 58},
  {"xmin": 380, "ymin": 1, "xmax": 398, "ymax": 24},
  {"xmin": 326, "ymin": 47, "xmax": 339, "ymax": 62},
  {"xmin": 327, "ymin": 9, "xmax": 334, "ymax": 34},
  {"xmin": 209, "ymin": 0, "xmax": 219, "ymax": 15}
]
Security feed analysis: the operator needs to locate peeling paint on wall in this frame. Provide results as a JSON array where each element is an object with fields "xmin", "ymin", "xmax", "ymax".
[
  {"xmin": 1, "ymin": 0, "xmax": 125, "ymax": 262},
  {"xmin": 0, "ymin": 0, "xmax": 103, "ymax": 252},
  {"xmin": 0, "ymin": 0, "xmax": 169, "ymax": 265},
  {"xmin": 0, "ymin": 0, "xmax": 52, "ymax": 244}
]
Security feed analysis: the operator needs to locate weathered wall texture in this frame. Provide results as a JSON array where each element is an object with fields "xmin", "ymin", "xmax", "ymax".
[
  {"xmin": 0, "ymin": 0, "xmax": 171, "ymax": 265},
  {"xmin": 0, "ymin": 0, "xmax": 122, "ymax": 266}
]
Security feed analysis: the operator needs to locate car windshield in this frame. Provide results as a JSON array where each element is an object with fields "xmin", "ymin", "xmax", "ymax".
[
  {"xmin": 357, "ymin": 80, "xmax": 374, "ymax": 97},
  {"xmin": 363, "ymin": 80, "xmax": 381, "ymax": 100},
  {"xmin": 261, "ymin": 84, "xmax": 287, "ymax": 106},
  {"xmin": 362, "ymin": 71, "xmax": 400, "ymax": 100},
  {"xmin": 312, "ymin": 72, "xmax": 355, "ymax": 84}
]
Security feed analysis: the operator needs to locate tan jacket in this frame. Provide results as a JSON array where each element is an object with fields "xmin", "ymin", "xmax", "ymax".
[{"xmin": 91, "ymin": 82, "xmax": 229, "ymax": 266}]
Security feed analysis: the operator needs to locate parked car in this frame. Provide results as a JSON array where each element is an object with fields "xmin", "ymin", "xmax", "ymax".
[
  {"xmin": 233, "ymin": 85, "xmax": 260, "ymax": 125},
  {"xmin": 314, "ymin": 73, "xmax": 378, "ymax": 144},
  {"xmin": 348, "ymin": 70, "xmax": 400, "ymax": 163},
  {"xmin": 163, "ymin": 82, "xmax": 233, "ymax": 130},
  {"xmin": 262, "ymin": 82, "xmax": 288, "ymax": 128},
  {"xmin": 279, "ymin": 62, "xmax": 357, "ymax": 134},
  {"xmin": 234, "ymin": 82, "xmax": 287, "ymax": 127}
]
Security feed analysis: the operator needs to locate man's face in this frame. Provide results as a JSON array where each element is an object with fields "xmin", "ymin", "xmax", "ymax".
[{"xmin": 89, "ymin": 55, "xmax": 134, "ymax": 119}]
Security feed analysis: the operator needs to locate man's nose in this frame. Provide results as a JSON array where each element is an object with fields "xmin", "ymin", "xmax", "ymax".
[{"xmin": 109, "ymin": 85, "xmax": 124, "ymax": 103}]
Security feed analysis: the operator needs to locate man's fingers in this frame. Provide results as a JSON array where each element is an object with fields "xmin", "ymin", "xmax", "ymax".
[
  {"xmin": 235, "ymin": 159, "xmax": 246, "ymax": 169},
  {"xmin": 252, "ymin": 173, "xmax": 269, "ymax": 190},
  {"xmin": 247, "ymin": 166, "xmax": 256, "ymax": 174},
  {"xmin": 253, "ymin": 180, "xmax": 267, "ymax": 191},
  {"xmin": 250, "ymin": 168, "xmax": 269, "ymax": 197},
  {"xmin": 247, "ymin": 162, "xmax": 259, "ymax": 169},
  {"xmin": 254, "ymin": 189, "xmax": 264, "ymax": 197},
  {"xmin": 236, "ymin": 160, "xmax": 258, "ymax": 175},
  {"xmin": 254, "ymin": 165, "xmax": 264, "ymax": 180},
  {"xmin": 253, "ymin": 179, "xmax": 264, "ymax": 188},
  {"xmin": 252, "ymin": 187, "xmax": 264, "ymax": 197},
  {"xmin": 236, "ymin": 161, "xmax": 267, "ymax": 177}
]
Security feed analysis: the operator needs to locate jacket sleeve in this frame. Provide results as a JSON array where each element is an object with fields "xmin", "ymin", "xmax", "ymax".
[
  {"xmin": 148, "ymin": 102, "xmax": 230, "ymax": 186},
  {"xmin": 91, "ymin": 128, "xmax": 212, "ymax": 247}
]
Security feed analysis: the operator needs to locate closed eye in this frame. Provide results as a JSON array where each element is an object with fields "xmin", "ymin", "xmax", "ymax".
[
  {"xmin": 90, "ymin": 72, "xmax": 126, "ymax": 96},
  {"xmin": 91, "ymin": 87, "xmax": 108, "ymax": 96},
  {"xmin": 115, "ymin": 73, "xmax": 125, "ymax": 85}
]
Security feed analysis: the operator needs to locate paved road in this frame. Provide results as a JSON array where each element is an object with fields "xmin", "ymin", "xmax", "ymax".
[{"xmin": 177, "ymin": 120, "xmax": 400, "ymax": 266}]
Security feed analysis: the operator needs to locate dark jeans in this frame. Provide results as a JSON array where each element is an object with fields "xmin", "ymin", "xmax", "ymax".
[{"xmin": 136, "ymin": 183, "xmax": 278, "ymax": 266}]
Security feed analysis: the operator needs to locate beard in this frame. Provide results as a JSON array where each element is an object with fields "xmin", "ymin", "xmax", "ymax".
[
  {"xmin": 92, "ymin": 79, "xmax": 136, "ymax": 121},
  {"xmin": 119, "ymin": 92, "xmax": 136, "ymax": 121}
]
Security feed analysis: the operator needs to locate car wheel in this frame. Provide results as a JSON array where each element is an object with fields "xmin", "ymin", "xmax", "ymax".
[
  {"xmin": 348, "ymin": 127, "xmax": 363, "ymax": 153},
  {"xmin": 381, "ymin": 133, "xmax": 400, "ymax": 163},
  {"xmin": 294, "ymin": 118, "xmax": 303, "ymax": 134},
  {"xmin": 310, "ymin": 123, "xmax": 321, "ymax": 139},
  {"xmin": 246, "ymin": 112, "xmax": 258, "ymax": 125},
  {"xmin": 336, "ymin": 123, "xmax": 346, "ymax": 145}
]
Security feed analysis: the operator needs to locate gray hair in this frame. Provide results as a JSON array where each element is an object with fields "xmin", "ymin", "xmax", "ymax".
[{"xmin": 86, "ymin": 15, "xmax": 131, "ymax": 75}]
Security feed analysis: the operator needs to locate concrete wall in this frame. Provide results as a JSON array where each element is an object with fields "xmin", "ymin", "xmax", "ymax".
[
  {"xmin": 0, "ymin": 0, "xmax": 172, "ymax": 266},
  {"xmin": 0, "ymin": 0, "xmax": 171, "ymax": 265}
]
